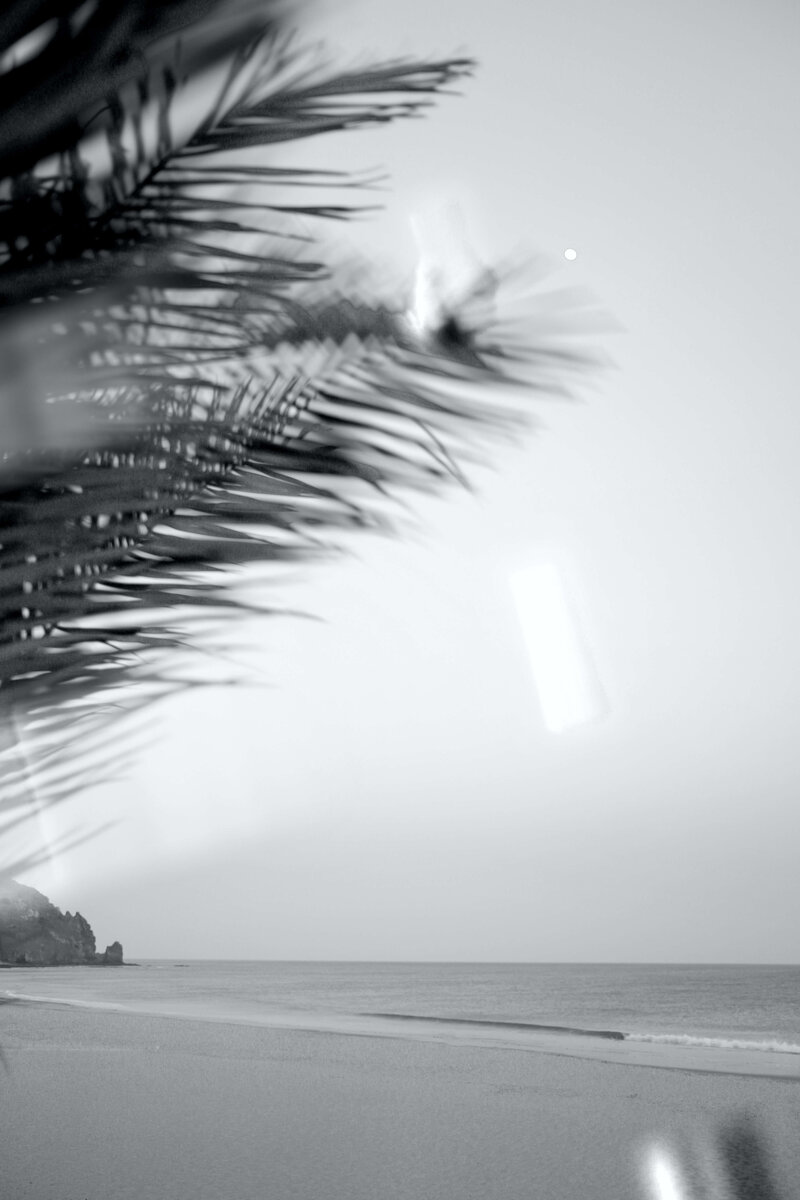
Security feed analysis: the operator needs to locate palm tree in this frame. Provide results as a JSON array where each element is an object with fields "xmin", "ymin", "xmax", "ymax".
[{"xmin": 0, "ymin": 0, "xmax": 601, "ymax": 875}]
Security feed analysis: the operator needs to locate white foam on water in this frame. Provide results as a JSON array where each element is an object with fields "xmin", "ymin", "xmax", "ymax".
[{"xmin": 627, "ymin": 1032, "xmax": 800, "ymax": 1055}]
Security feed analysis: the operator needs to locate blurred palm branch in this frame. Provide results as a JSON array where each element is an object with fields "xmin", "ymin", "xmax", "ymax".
[{"xmin": 0, "ymin": 0, "xmax": 603, "ymax": 872}]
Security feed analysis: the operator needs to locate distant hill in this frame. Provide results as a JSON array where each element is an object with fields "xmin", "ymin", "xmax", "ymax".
[{"xmin": 0, "ymin": 880, "xmax": 123, "ymax": 966}]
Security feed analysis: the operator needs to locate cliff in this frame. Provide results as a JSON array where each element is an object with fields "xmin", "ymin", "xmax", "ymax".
[{"xmin": 0, "ymin": 880, "xmax": 123, "ymax": 966}]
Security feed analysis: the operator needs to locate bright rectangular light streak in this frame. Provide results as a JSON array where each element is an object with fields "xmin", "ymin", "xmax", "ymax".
[{"xmin": 510, "ymin": 563, "xmax": 605, "ymax": 733}]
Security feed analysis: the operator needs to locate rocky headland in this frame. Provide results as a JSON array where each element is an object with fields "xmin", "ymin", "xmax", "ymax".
[{"xmin": 0, "ymin": 879, "xmax": 123, "ymax": 966}]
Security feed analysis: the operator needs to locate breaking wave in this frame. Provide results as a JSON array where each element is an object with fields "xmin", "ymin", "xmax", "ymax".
[
  {"xmin": 364, "ymin": 1015, "xmax": 800, "ymax": 1056},
  {"xmin": 626, "ymin": 1032, "xmax": 800, "ymax": 1055}
]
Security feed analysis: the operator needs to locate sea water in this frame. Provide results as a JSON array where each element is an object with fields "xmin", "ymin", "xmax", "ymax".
[{"xmin": 4, "ymin": 961, "xmax": 800, "ymax": 1059}]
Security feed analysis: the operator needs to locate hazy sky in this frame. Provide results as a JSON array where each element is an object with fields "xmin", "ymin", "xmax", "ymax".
[{"xmin": 19, "ymin": 0, "xmax": 800, "ymax": 962}]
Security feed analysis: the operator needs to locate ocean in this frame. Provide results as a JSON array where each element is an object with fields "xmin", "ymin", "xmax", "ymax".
[{"xmin": 4, "ymin": 960, "xmax": 800, "ymax": 1062}]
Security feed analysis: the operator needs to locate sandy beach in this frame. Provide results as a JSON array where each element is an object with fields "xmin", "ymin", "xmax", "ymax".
[{"xmin": 2, "ymin": 999, "xmax": 800, "ymax": 1200}]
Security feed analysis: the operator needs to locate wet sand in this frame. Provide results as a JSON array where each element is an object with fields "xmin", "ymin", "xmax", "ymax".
[{"xmin": 2, "ymin": 1000, "xmax": 800, "ymax": 1199}]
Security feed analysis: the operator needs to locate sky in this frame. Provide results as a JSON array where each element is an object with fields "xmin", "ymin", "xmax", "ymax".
[{"xmin": 16, "ymin": 0, "xmax": 800, "ymax": 961}]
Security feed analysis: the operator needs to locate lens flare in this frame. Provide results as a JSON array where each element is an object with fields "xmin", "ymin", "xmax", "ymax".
[
  {"xmin": 642, "ymin": 1143, "xmax": 691, "ymax": 1200},
  {"xmin": 509, "ymin": 563, "xmax": 606, "ymax": 733}
]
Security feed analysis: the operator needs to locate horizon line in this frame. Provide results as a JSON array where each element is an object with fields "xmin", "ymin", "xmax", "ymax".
[{"xmin": 121, "ymin": 957, "xmax": 800, "ymax": 967}]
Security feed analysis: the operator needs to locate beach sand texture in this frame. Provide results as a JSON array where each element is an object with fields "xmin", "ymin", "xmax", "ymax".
[{"xmin": 2, "ymin": 1001, "xmax": 800, "ymax": 1200}]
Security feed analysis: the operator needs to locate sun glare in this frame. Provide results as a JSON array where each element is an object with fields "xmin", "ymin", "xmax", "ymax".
[
  {"xmin": 509, "ymin": 563, "xmax": 605, "ymax": 733},
  {"xmin": 564, "ymin": 248, "xmax": 577, "ymax": 261},
  {"xmin": 408, "ymin": 252, "xmax": 439, "ymax": 336}
]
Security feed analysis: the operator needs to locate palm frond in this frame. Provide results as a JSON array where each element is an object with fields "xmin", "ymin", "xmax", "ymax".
[
  {"xmin": 0, "ymin": 0, "xmax": 277, "ymax": 180},
  {"xmin": 0, "ymin": 1, "xmax": 606, "ymax": 874}
]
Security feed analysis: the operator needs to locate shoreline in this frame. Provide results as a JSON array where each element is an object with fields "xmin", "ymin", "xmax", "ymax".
[
  {"xmin": 4, "ymin": 989, "xmax": 800, "ymax": 1082},
  {"xmin": 2, "ymin": 1001, "xmax": 799, "ymax": 1200}
]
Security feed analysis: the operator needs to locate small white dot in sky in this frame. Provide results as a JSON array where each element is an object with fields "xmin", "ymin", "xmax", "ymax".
[{"xmin": 564, "ymin": 248, "xmax": 577, "ymax": 261}]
